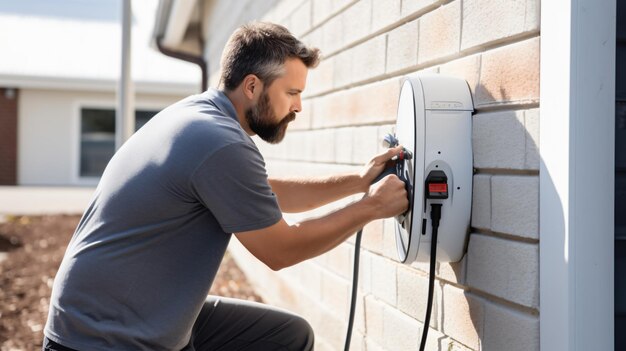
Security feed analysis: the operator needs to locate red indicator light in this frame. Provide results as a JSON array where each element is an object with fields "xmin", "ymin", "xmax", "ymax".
[{"xmin": 429, "ymin": 183, "xmax": 447, "ymax": 193}]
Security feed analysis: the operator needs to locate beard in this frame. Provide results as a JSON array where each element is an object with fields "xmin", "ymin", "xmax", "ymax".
[{"xmin": 245, "ymin": 91, "xmax": 296, "ymax": 144}]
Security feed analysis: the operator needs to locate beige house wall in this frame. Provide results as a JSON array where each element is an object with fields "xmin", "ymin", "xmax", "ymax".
[
  {"xmin": 18, "ymin": 89, "xmax": 186, "ymax": 186},
  {"xmin": 203, "ymin": 0, "xmax": 540, "ymax": 350}
]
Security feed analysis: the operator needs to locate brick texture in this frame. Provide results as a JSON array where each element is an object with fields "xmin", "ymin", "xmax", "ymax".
[
  {"xmin": 442, "ymin": 285, "xmax": 484, "ymax": 350},
  {"xmin": 386, "ymin": 19, "xmax": 419, "ymax": 73},
  {"xmin": 473, "ymin": 110, "xmax": 526, "ymax": 169},
  {"xmin": 312, "ymin": 0, "xmax": 355, "ymax": 26},
  {"xmin": 372, "ymin": 0, "xmax": 401, "ymax": 32},
  {"xmin": 467, "ymin": 234, "xmax": 539, "ymax": 308},
  {"xmin": 491, "ymin": 175, "xmax": 539, "ymax": 239},
  {"xmin": 461, "ymin": 0, "xmax": 540, "ymax": 51},
  {"xmin": 471, "ymin": 174, "xmax": 492, "ymax": 230},
  {"xmin": 382, "ymin": 306, "xmax": 421, "ymax": 350},
  {"xmin": 439, "ymin": 53, "xmax": 481, "ymax": 98},
  {"xmin": 483, "ymin": 301, "xmax": 539, "ymax": 351},
  {"xmin": 212, "ymin": 0, "xmax": 544, "ymax": 349},
  {"xmin": 396, "ymin": 265, "xmax": 438, "ymax": 326},
  {"xmin": 0, "ymin": 88, "xmax": 18, "ymax": 185},
  {"xmin": 473, "ymin": 109, "xmax": 540, "ymax": 171},
  {"xmin": 418, "ymin": 1, "xmax": 461, "ymax": 64},
  {"xmin": 401, "ymin": 0, "xmax": 441, "ymax": 18},
  {"xmin": 475, "ymin": 37, "xmax": 540, "ymax": 107},
  {"xmin": 313, "ymin": 78, "xmax": 401, "ymax": 128}
]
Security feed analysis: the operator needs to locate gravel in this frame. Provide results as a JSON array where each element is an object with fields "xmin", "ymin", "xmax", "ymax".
[{"xmin": 0, "ymin": 215, "xmax": 262, "ymax": 351}]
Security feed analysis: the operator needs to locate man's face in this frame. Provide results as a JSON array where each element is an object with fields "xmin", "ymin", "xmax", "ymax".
[
  {"xmin": 245, "ymin": 58, "xmax": 308, "ymax": 144},
  {"xmin": 245, "ymin": 89, "xmax": 295, "ymax": 144}
]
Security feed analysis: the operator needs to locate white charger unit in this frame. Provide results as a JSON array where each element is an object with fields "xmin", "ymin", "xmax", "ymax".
[{"xmin": 393, "ymin": 74, "xmax": 473, "ymax": 264}]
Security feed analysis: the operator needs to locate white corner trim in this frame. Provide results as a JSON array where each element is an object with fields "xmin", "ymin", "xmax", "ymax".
[{"xmin": 540, "ymin": 1, "xmax": 615, "ymax": 350}]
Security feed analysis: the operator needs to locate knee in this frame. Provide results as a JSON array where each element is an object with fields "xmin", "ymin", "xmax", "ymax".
[{"xmin": 291, "ymin": 316, "xmax": 315, "ymax": 351}]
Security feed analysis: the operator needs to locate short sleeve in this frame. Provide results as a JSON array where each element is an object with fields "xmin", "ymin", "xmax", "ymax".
[{"xmin": 190, "ymin": 142, "xmax": 282, "ymax": 233}]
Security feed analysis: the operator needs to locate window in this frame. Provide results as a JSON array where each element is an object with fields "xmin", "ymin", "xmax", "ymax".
[{"xmin": 79, "ymin": 108, "xmax": 158, "ymax": 178}]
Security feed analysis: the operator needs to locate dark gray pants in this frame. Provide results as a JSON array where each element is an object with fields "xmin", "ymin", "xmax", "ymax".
[
  {"xmin": 186, "ymin": 296, "xmax": 315, "ymax": 351},
  {"xmin": 43, "ymin": 296, "xmax": 314, "ymax": 351}
]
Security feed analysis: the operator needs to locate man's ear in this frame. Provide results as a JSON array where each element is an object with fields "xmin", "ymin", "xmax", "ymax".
[{"xmin": 242, "ymin": 74, "xmax": 262, "ymax": 100}]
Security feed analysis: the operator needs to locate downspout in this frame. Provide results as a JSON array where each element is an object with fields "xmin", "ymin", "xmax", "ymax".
[{"xmin": 156, "ymin": 36, "xmax": 208, "ymax": 92}]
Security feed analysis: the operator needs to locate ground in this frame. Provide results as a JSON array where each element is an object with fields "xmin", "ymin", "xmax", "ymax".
[{"xmin": 0, "ymin": 215, "xmax": 262, "ymax": 351}]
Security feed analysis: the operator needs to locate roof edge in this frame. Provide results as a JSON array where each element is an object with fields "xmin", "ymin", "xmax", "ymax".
[{"xmin": 0, "ymin": 74, "xmax": 199, "ymax": 95}]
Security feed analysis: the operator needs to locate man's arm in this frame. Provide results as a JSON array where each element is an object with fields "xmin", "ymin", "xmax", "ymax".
[
  {"xmin": 235, "ymin": 174, "xmax": 408, "ymax": 270},
  {"xmin": 269, "ymin": 146, "xmax": 405, "ymax": 213}
]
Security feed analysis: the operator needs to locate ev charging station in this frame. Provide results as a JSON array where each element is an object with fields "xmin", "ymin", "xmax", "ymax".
[
  {"xmin": 344, "ymin": 74, "xmax": 473, "ymax": 351},
  {"xmin": 392, "ymin": 74, "xmax": 473, "ymax": 265}
]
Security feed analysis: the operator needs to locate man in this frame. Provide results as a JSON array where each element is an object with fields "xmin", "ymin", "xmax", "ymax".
[{"xmin": 43, "ymin": 22, "xmax": 408, "ymax": 351}]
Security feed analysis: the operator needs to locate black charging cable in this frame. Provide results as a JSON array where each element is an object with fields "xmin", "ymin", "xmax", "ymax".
[
  {"xmin": 344, "ymin": 227, "xmax": 362, "ymax": 351},
  {"xmin": 344, "ymin": 204, "xmax": 441, "ymax": 351},
  {"xmin": 419, "ymin": 203, "xmax": 442, "ymax": 351}
]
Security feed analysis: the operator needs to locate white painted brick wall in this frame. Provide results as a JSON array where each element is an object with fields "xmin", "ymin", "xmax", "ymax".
[
  {"xmin": 442, "ymin": 285, "xmax": 484, "ymax": 350},
  {"xmin": 386, "ymin": 19, "xmax": 419, "ymax": 74},
  {"xmin": 352, "ymin": 126, "xmax": 380, "ymax": 165},
  {"xmin": 473, "ymin": 109, "xmax": 539, "ymax": 171},
  {"xmin": 396, "ymin": 265, "xmax": 438, "ymax": 326},
  {"xmin": 382, "ymin": 218, "xmax": 403, "ymax": 261},
  {"xmin": 475, "ymin": 37, "xmax": 540, "ymax": 107},
  {"xmin": 483, "ymin": 301, "xmax": 539, "ymax": 351},
  {"xmin": 298, "ymin": 261, "xmax": 323, "ymax": 301},
  {"xmin": 313, "ymin": 78, "xmax": 401, "ymax": 128},
  {"xmin": 438, "ymin": 255, "xmax": 467, "ymax": 285},
  {"xmin": 358, "ymin": 250, "xmax": 374, "ymax": 294},
  {"xmin": 321, "ymin": 269, "xmax": 351, "ymax": 319},
  {"xmin": 342, "ymin": 0, "xmax": 372, "ymax": 47},
  {"xmin": 361, "ymin": 219, "xmax": 384, "ymax": 254},
  {"xmin": 491, "ymin": 175, "xmax": 539, "ymax": 239},
  {"xmin": 311, "ymin": 128, "xmax": 336, "ymax": 163},
  {"xmin": 466, "ymin": 234, "xmax": 539, "ymax": 308},
  {"xmin": 382, "ymin": 306, "xmax": 421, "ymax": 350},
  {"xmin": 461, "ymin": 0, "xmax": 540, "ymax": 51},
  {"xmin": 372, "ymin": 0, "xmax": 401, "ymax": 32},
  {"xmin": 401, "ymin": 0, "xmax": 442, "ymax": 18},
  {"xmin": 370, "ymin": 254, "xmax": 397, "ymax": 306},
  {"xmin": 364, "ymin": 295, "xmax": 386, "ymax": 346},
  {"xmin": 471, "ymin": 174, "xmax": 491, "ymax": 230},
  {"xmin": 350, "ymin": 35, "xmax": 387, "ymax": 84},
  {"xmin": 281, "ymin": 0, "xmax": 312, "ymax": 37},
  {"xmin": 324, "ymin": 242, "xmax": 353, "ymax": 279},
  {"xmin": 524, "ymin": 108, "xmax": 540, "ymax": 170},
  {"xmin": 418, "ymin": 1, "xmax": 461, "ymax": 64},
  {"xmin": 439, "ymin": 54, "xmax": 481, "ymax": 95},
  {"xmin": 473, "ymin": 111, "xmax": 526, "ymax": 169},
  {"xmin": 312, "ymin": 0, "xmax": 356, "ymax": 27},
  {"xmin": 321, "ymin": 13, "xmax": 344, "ymax": 54},
  {"xmin": 203, "ymin": 0, "xmax": 542, "ymax": 349}
]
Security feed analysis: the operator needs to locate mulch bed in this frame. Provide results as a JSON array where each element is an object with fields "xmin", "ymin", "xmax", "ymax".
[{"xmin": 0, "ymin": 215, "xmax": 262, "ymax": 351}]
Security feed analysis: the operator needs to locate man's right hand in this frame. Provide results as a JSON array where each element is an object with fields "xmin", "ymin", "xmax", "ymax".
[{"xmin": 365, "ymin": 174, "xmax": 409, "ymax": 219}]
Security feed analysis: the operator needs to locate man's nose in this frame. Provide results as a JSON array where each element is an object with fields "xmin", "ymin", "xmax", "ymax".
[{"xmin": 292, "ymin": 96, "xmax": 302, "ymax": 113}]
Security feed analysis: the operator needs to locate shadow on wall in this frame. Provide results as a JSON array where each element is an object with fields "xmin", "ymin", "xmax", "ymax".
[{"xmin": 432, "ymin": 80, "xmax": 551, "ymax": 351}]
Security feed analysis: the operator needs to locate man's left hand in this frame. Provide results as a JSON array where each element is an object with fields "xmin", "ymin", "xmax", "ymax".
[{"xmin": 359, "ymin": 146, "xmax": 405, "ymax": 188}]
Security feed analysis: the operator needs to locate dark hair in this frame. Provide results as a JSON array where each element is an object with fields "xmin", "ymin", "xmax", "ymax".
[{"xmin": 220, "ymin": 22, "xmax": 321, "ymax": 91}]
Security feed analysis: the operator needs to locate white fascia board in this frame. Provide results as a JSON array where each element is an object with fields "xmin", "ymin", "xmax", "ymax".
[
  {"xmin": 0, "ymin": 74, "xmax": 198, "ymax": 96},
  {"xmin": 161, "ymin": 0, "xmax": 197, "ymax": 49},
  {"xmin": 540, "ymin": 1, "xmax": 615, "ymax": 350}
]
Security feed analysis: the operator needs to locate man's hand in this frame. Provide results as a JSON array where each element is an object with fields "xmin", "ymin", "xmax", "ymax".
[
  {"xmin": 359, "ymin": 146, "xmax": 405, "ymax": 188},
  {"xmin": 365, "ymin": 174, "xmax": 409, "ymax": 219}
]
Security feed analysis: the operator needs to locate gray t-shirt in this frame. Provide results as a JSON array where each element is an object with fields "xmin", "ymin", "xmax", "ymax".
[{"xmin": 44, "ymin": 89, "xmax": 283, "ymax": 350}]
